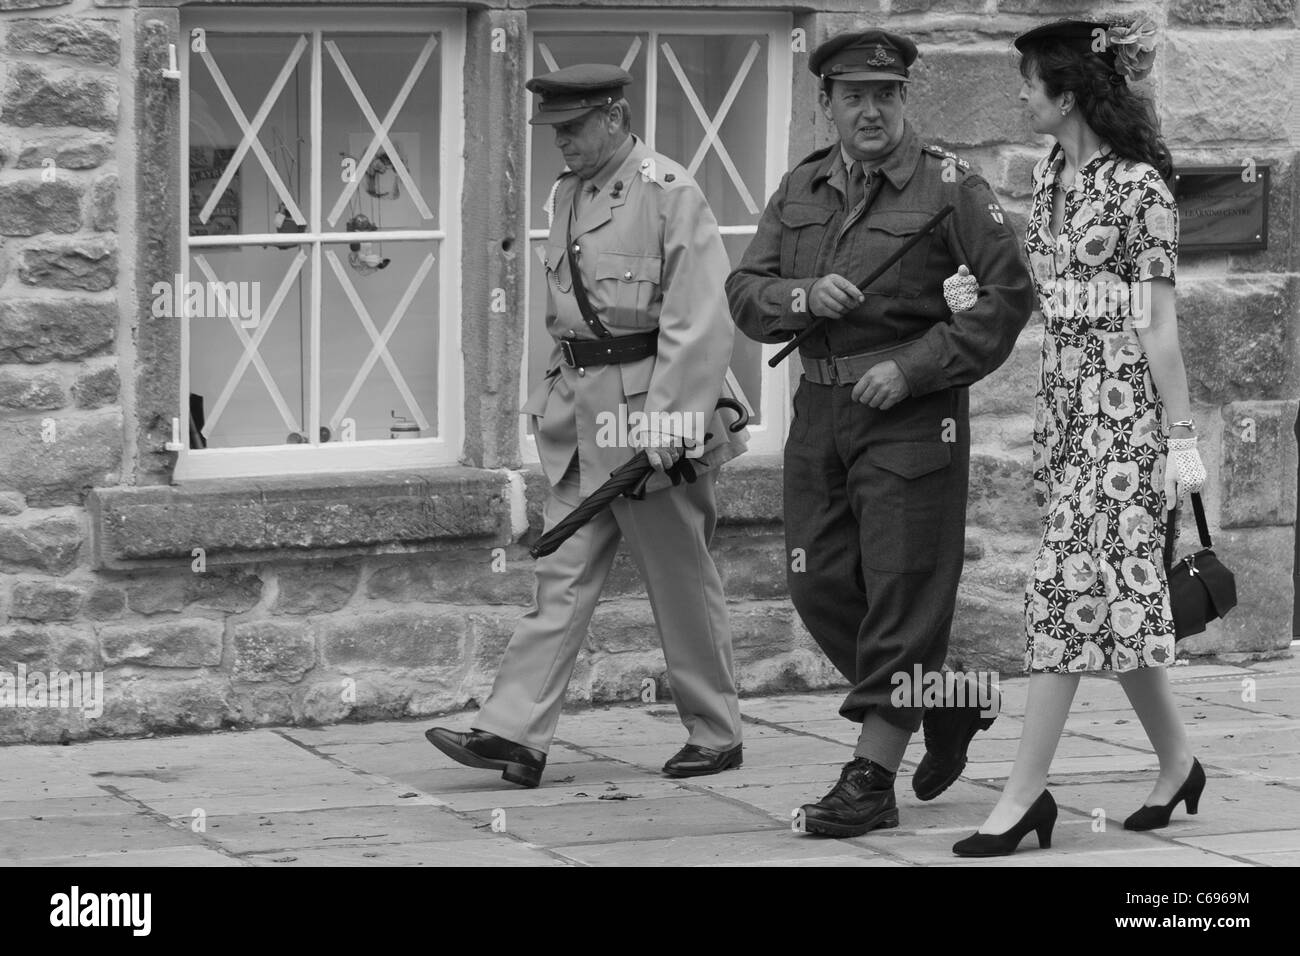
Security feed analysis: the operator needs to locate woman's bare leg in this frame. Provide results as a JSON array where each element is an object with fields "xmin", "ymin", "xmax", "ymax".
[
  {"xmin": 978, "ymin": 672, "xmax": 1081, "ymax": 833},
  {"xmin": 1116, "ymin": 665, "xmax": 1195, "ymax": 805}
]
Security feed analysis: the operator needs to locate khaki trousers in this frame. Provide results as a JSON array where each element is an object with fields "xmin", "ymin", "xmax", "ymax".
[{"xmin": 473, "ymin": 459, "xmax": 742, "ymax": 754}]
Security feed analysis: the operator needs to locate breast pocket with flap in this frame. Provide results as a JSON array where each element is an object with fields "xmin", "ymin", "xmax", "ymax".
[
  {"xmin": 778, "ymin": 202, "xmax": 834, "ymax": 276},
  {"xmin": 862, "ymin": 211, "xmax": 936, "ymax": 299},
  {"xmin": 594, "ymin": 252, "xmax": 661, "ymax": 328}
]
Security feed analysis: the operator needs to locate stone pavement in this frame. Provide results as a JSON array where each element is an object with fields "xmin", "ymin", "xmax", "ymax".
[{"xmin": 2, "ymin": 656, "xmax": 1298, "ymax": 867}]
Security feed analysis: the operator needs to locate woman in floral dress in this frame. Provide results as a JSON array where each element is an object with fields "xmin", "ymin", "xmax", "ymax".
[{"xmin": 954, "ymin": 17, "xmax": 1209, "ymax": 857}]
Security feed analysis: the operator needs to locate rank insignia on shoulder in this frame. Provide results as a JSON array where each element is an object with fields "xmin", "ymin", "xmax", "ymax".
[
  {"xmin": 640, "ymin": 157, "xmax": 658, "ymax": 183},
  {"xmin": 988, "ymin": 203, "xmax": 1004, "ymax": 224},
  {"xmin": 924, "ymin": 144, "xmax": 970, "ymax": 171}
]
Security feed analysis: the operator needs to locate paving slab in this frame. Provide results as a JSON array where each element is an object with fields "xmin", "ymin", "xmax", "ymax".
[
  {"xmin": 391, "ymin": 758, "xmax": 655, "ymax": 796},
  {"xmin": 1046, "ymin": 777, "xmax": 1300, "ymax": 837},
  {"xmin": 550, "ymin": 829, "xmax": 899, "ymax": 866},
  {"xmin": 9, "ymin": 845, "xmax": 245, "ymax": 867},
  {"xmin": 136, "ymin": 781, "xmax": 441, "ymax": 819},
  {"xmin": 0, "ymin": 794, "xmax": 142, "ymax": 821},
  {"xmin": 1173, "ymin": 828, "xmax": 1300, "ymax": 856},
  {"xmin": 962, "ymin": 752, "xmax": 1162, "ymax": 781},
  {"xmin": 1200, "ymin": 752, "xmax": 1300, "ymax": 781},
  {"xmin": 462, "ymin": 793, "xmax": 775, "ymax": 846},
  {"xmin": 901, "ymin": 732, "xmax": 1131, "ymax": 766},
  {"xmin": 0, "ymin": 812, "xmax": 203, "ymax": 863},
  {"xmin": 198, "ymin": 803, "xmax": 483, "ymax": 855},
  {"xmin": 588, "ymin": 733, "xmax": 852, "ymax": 771},
  {"xmin": 434, "ymin": 778, "xmax": 690, "ymax": 812},
  {"xmin": 945, "ymin": 845, "xmax": 1251, "ymax": 867},
  {"xmin": 1235, "ymin": 850, "xmax": 1300, "ymax": 865},
  {"xmin": 242, "ymin": 837, "xmax": 567, "ymax": 866},
  {"xmin": 733, "ymin": 692, "xmax": 853, "ymax": 723}
]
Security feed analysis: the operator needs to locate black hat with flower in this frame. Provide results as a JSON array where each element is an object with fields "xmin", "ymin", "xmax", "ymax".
[{"xmin": 1014, "ymin": 13, "xmax": 1159, "ymax": 82}]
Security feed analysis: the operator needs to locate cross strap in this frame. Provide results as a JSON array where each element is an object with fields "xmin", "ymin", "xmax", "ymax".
[{"xmin": 565, "ymin": 206, "xmax": 613, "ymax": 339}]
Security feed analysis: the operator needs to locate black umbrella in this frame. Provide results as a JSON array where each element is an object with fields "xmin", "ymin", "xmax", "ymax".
[{"xmin": 529, "ymin": 397, "xmax": 749, "ymax": 559}]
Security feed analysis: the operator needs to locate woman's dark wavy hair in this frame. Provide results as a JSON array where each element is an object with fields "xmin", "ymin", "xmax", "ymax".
[{"xmin": 1018, "ymin": 37, "xmax": 1174, "ymax": 182}]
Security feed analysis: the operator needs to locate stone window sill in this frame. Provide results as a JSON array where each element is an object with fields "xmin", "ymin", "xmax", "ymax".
[
  {"xmin": 87, "ymin": 467, "xmax": 510, "ymax": 570},
  {"xmin": 87, "ymin": 455, "xmax": 785, "ymax": 570}
]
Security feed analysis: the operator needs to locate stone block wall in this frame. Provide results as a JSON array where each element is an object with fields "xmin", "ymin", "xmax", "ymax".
[{"xmin": 0, "ymin": 0, "xmax": 1295, "ymax": 743}]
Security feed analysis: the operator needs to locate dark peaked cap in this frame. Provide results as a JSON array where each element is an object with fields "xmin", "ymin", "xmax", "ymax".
[
  {"xmin": 809, "ymin": 30, "xmax": 918, "ymax": 83},
  {"xmin": 526, "ymin": 64, "xmax": 632, "ymax": 126}
]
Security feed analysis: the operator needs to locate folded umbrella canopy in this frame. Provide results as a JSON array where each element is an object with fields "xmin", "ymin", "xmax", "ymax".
[{"xmin": 529, "ymin": 397, "xmax": 750, "ymax": 559}]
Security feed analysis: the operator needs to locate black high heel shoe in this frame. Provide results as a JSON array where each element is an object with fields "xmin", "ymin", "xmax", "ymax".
[
  {"xmin": 952, "ymin": 791, "xmax": 1056, "ymax": 858},
  {"xmin": 1123, "ymin": 758, "xmax": 1205, "ymax": 831}
]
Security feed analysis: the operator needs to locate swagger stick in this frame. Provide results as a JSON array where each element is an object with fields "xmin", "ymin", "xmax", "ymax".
[{"xmin": 768, "ymin": 203, "xmax": 956, "ymax": 368}]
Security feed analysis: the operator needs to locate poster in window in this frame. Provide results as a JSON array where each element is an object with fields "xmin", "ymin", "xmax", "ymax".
[{"xmin": 190, "ymin": 147, "xmax": 241, "ymax": 236}]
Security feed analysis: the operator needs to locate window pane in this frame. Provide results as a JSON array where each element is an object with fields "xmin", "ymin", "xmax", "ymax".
[
  {"xmin": 320, "ymin": 240, "xmax": 440, "ymax": 441},
  {"xmin": 529, "ymin": 32, "xmax": 647, "ymax": 233},
  {"xmin": 321, "ymin": 33, "xmax": 442, "ymax": 234},
  {"xmin": 656, "ymin": 34, "xmax": 768, "ymax": 227},
  {"xmin": 186, "ymin": 247, "xmax": 308, "ymax": 448},
  {"xmin": 723, "ymin": 232, "xmax": 762, "ymax": 426},
  {"xmin": 189, "ymin": 34, "xmax": 311, "ymax": 239}
]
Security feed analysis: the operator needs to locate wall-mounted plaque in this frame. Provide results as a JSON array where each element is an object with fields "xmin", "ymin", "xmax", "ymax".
[{"xmin": 1172, "ymin": 163, "xmax": 1270, "ymax": 254}]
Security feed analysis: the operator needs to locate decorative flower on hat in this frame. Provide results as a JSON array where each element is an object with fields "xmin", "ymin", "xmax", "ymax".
[{"xmin": 1106, "ymin": 14, "xmax": 1157, "ymax": 81}]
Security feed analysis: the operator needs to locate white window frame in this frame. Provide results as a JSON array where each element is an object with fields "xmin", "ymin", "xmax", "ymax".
[
  {"xmin": 173, "ymin": 8, "xmax": 466, "ymax": 480},
  {"xmin": 520, "ymin": 10, "xmax": 794, "ymax": 462}
]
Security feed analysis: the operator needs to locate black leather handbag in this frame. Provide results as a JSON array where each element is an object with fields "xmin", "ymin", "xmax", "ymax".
[{"xmin": 1163, "ymin": 492, "xmax": 1238, "ymax": 640}]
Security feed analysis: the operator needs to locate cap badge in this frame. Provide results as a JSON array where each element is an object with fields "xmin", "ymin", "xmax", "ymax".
[{"xmin": 866, "ymin": 48, "xmax": 895, "ymax": 66}]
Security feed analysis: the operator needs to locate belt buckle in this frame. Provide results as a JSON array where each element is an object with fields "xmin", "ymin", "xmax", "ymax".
[
  {"xmin": 559, "ymin": 339, "xmax": 576, "ymax": 367},
  {"xmin": 826, "ymin": 356, "xmax": 841, "ymax": 386}
]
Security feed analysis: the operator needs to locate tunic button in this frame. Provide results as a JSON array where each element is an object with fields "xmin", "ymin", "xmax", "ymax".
[
  {"xmin": 624, "ymin": 270, "xmax": 633, "ymax": 280},
  {"xmin": 578, "ymin": 367, "xmax": 586, "ymax": 377},
  {"xmin": 566, "ymin": 330, "xmax": 575, "ymax": 338}
]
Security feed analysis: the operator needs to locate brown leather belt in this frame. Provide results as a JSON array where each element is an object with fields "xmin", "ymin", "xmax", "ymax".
[
  {"xmin": 559, "ymin": 329, "xmax": 659, "ymax": 368},
  {"xmin": 800, "ymin": 339, "xmax": 919, "ymax": 387}
]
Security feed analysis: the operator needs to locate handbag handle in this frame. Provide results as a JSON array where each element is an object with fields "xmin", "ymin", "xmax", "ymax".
[{"xmin": 1163, "ymin": 491, "xmax": 1212, "ymax": 572}]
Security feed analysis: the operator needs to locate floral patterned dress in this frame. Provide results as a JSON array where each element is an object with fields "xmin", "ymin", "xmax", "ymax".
[{"xmin": 1023, "ymin": 143, "xmax": 1179, "ymax": 674}]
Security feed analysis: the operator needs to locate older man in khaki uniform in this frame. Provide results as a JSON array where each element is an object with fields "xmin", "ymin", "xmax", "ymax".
[{"xmin": 426, "ymin": 65, "xmax": 748, "ymax": 789}]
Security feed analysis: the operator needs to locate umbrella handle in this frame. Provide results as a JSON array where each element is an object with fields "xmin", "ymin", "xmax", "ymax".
[{"xmin": 716, "ymin": 396, "xmax": 749, "ymax": 433}]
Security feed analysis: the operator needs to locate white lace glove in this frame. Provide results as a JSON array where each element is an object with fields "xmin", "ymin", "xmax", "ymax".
[
  {"xmin": 1164, "ymin": 436, "xmax": 1207, "ymax": 511},
  {"xmin": 943, "ymin": 265, "xmax": 978, "ymax": 312}
]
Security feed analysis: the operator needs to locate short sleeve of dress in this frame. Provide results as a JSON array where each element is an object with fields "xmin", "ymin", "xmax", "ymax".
[{"xmin": 1123, "ymin": 167, "xmax": 1178, "ymax": 284}]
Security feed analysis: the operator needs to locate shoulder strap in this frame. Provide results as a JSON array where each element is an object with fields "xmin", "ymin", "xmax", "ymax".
[
  {"xmin": 1163, "ymin": 491, "xmax": 1213, "ymax": 571},
  {"xmin": 1190, "ymin": 491, "xmax": 1212, "ymax": 548},
  {"xmin": 565, "ymin": 206, "xmax": 612, "ymax": 339}
]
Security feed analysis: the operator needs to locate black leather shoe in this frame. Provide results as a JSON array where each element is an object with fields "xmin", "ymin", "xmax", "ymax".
[
  {"xmin": 1124, "ymin": 758, "xmax": 1205, "ymax": 831},
  {"xmin": 799, "ymin": 758, "xmax": 898, "ymax": 838},
  {"xmin": 662, "ymin": 743, "xmax": 743, "ymax": 778},
  {"xmin": 952, "ymin": 790, "xmax": 1056, "ymax": 857},
  {"xmin": 424, "ymin": 727, "xmax": 546, "ymax": 788},
  {"xmin": 913, "ymin": 681, "xmax": 999, "ymax": 801}
]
